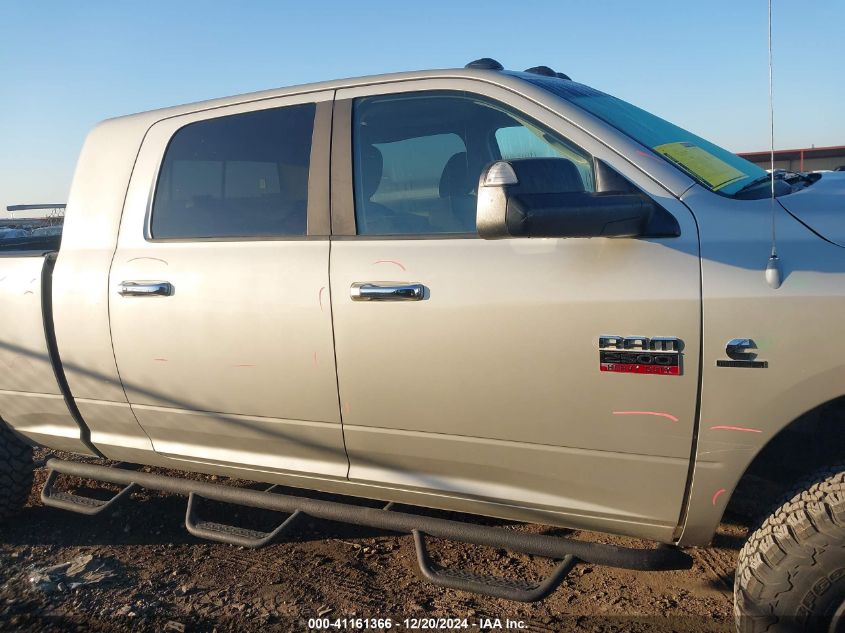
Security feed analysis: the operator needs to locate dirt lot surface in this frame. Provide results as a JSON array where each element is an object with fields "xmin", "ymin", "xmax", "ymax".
[{"xmin": 0, "ymin": 450, "xmax": 751, "ymax": 632}]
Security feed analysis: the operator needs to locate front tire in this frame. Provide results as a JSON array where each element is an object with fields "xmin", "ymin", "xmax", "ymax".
[
  {"xmin": 735, "ymin": 465, "xmax": 845, "ymax": 632},
  {"xmin": 0, "ymin": 422, "xmax": 33, "ymax": 522}
]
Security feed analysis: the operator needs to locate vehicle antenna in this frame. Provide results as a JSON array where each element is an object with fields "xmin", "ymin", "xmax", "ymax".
[{"xmin": 764, "ymin": 0, "xmax": 783, "ymax": 289}]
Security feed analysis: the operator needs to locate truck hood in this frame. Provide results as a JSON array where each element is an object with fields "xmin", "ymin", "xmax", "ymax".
[{"xmin": 779, "ymin": 172, "xmax": 845, "ymax": 247}]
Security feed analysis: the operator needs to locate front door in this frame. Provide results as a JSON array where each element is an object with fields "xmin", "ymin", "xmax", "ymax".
[
  {"xmin": 109, "ymin": 92, "xmax": 348, "ymax": 479},
  {"xmin": 329, "ymin": 82, "xmax": 701, "ymax": 539}
]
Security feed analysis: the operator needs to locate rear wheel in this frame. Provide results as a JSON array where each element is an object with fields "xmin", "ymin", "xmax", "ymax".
[
  {"xmin": 0, "ymin": 422, "xmax": 33, "ymax": 522},
  {"xmin": 735, "ymin": 465, "xmax": 845, "ymax": 632}
]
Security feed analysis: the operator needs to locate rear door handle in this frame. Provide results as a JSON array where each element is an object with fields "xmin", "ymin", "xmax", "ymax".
[
  {"xmin": 118, "ymin": 281, "xmax": 173, "ymax": 297},
  {"xmin": 350, "ymin": 282, "xmax": 424, "ymax": 301}
]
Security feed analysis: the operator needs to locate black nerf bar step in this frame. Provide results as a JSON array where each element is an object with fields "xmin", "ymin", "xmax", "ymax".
[
  {"xmin": 185, "ymin": 492, "xmax": 305, "ymax": 548},
  {"xmin": 43, "ymin": 459, "xmax": 692, "ymax": 574},
  {"xmin": 413, "ymin": 530, "xmax": 577, "ymax": 602},
  {"xmin": 41, "ymin": 469, "xmax": 137, "ymax": 516}
]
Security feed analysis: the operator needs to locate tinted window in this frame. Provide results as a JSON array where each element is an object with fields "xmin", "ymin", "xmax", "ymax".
[
  {"xmin": 495, "ymin": 125, "xmax": 594, "ymax": 189},
  {"xmin": 152, "ymin": 103, "xmax": 315, "ymax": 239},
  {"xmin": 353, "ymin": 92, "xmax": 592, "ymax": 235}
]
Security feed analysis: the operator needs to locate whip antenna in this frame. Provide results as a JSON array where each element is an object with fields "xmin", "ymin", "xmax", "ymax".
[{"xmin": 765, "ymin": 0, "xmax": 783, "ymax": 289}]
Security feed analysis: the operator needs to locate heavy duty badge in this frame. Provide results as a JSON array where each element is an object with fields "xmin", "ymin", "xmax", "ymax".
[{"xmin": 598, "ymin": 335, "xmax": 683, "ymax": 376}]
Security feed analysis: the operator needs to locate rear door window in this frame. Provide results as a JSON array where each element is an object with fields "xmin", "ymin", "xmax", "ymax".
[{"xmin": 151, "ymin": 103, "xmax": 315, "ymax": 239}]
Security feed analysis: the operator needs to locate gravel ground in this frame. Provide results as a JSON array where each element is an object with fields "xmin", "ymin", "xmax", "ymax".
[{"xmin": 0, "ymin": 450, "xmax": 750, "ymax": 632}]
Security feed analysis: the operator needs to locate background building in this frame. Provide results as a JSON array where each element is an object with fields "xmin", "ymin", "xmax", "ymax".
[{"xmin": 739, "ymin": 145, "xmax": 845, "ymax": 172}]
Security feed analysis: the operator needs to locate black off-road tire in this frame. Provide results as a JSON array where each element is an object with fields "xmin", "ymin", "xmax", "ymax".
[
  {"xmin": 735, "ymin": 464, "xmax": 845, "ymax": 632},
  {"xmin": 0, "ymin": 422, "xmax": 33, "ymax": 522}
]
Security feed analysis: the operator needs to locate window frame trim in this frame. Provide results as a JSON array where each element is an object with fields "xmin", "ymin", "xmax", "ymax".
[{"xmin": 330, "ymin": 82, "xmax": 599, "ymax": 239}]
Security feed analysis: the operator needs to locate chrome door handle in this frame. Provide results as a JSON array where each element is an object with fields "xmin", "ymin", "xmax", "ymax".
[
  {"xmin": 118, "ymin": 281, "xmax": 173, "ymax": 297},
  {"xmin": 350, "ymin": 282, "xmax": 424, "ymax": 301}
]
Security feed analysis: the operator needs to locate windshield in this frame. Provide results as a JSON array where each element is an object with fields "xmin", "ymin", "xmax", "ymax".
[{"xmin": 518, "ymin": 74, "xmax": 769, "ymax": 197}]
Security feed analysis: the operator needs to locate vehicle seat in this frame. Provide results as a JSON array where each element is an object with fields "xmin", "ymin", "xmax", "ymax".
[
  {"xmin": 435, "ymin": 152, "xmax": 477, "ymax": 233},
  {"xmin": 357, "ymin": 145, "xmax": 429, "ymax": 234},
  {"xmin": 357, "ymin": 144, "xmax": 393, "ymax": 233}
]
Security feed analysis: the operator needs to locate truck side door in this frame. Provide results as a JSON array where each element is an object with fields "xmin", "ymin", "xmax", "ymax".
[
  {"xmin": 329, "ymin": 81, "xmax": 701, "ymax": 541},
  {"xmin": 109, "ymin": 91, "xmax": 348, "ymax": 479}
]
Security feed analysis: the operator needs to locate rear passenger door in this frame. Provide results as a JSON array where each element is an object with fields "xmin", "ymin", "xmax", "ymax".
[
  {"xmin": 109, "ymin": 92, "xmax": 348, "ymax": 479},
  {"xmin": 329, "ymin": 82, "xmax": 701, "ymax": 541}
]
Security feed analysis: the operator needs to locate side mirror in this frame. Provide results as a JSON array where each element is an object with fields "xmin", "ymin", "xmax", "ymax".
[{"xmin": 476, "ymin": 158, "xmax": 678, "ymax": 239}]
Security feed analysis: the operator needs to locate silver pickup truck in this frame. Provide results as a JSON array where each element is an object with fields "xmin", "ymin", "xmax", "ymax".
[{"xmin": 2, "ymin": 59, "xmax": 844, "ymax": 631}]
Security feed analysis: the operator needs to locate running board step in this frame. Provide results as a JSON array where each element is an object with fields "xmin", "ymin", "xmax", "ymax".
[
  {"xmin": 40, "ymin": 470, "xmax": 137, "ymax": 516},
  {"xmin": 185, "ymin": 492, "xmax": 304, "ymax": 548},
  {"xmin": 42, "ymin": 458, "xmax": 694, "ymax": 603},
  {"xmin": 413, "ymin": 530, "xmax": 576, "ymax": 602}
]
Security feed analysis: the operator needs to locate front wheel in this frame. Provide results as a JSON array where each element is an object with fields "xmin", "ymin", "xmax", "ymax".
[
  {"xmin": 735, "ymin": 465, "xmax": 845, "ymax": 632},
  {"xmin": 0, "ymin": 422, "xmax": 33, "ymax": 523}
]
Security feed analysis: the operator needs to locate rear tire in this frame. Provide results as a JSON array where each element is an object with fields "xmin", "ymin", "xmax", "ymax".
[
  {"xmin": 734, "ymin": 465, "xmax": 845, "ymax": 632},
  {"xmin": 0, "ymin": 422, "xmax": 33, "ymax": 522}
]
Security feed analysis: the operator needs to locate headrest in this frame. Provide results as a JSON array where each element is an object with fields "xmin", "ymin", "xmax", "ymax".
[
  {"xmin": 439, "ymin": 152, "xmax": 472, "ymax": 198},
  {"xmin": 360, "ymin": 145, "xmax": 384, "ymax": 199}
]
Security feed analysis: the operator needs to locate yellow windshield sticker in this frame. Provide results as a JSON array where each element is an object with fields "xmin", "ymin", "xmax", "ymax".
[{"xmin": 654, "ymin": 142, "xmax": 746, "ymax": 191}]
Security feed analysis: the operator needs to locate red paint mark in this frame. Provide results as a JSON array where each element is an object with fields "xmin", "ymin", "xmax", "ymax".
[
  {"xmin": 154, "ymin": 358, "xmax": 168, "ymax": 362},
  {"xmin": 613, "ymin": 411, "xmax": 679, "ymax": 422},
  {"xmin": 712, "ymin": 488, "xmax": 727, "ymax": 506},
  {"xmin": 373, "ymin": 259, "xmax": 406, "ymax": 271},
  {"xmin": 233, "ymin": 364, "xmax": 255, "ymax": 368},
  {"xmin": 343, "ymin": 402, "xmax": 351, "ymax": 415},
  {"xmin": 636, "ymin": 150, "xmax": 663, "ymax": 162},
  {"xmin": 318, "ymin": 286, "xmax": 326, "ymax": 312},
  {"xmin": 709, "ymin": 425, "xmax": 762, "ymax": 433}
]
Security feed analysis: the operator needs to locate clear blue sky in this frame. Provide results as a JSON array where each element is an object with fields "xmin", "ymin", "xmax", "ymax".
[{"xmin": 1, "ymin": 1, "xmax": 843, "ymax": 216}]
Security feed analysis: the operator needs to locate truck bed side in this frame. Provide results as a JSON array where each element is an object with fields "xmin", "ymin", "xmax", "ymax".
[{"xmin": 0, "ymin": 253, "xmax": 95, "ymax": 454}]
